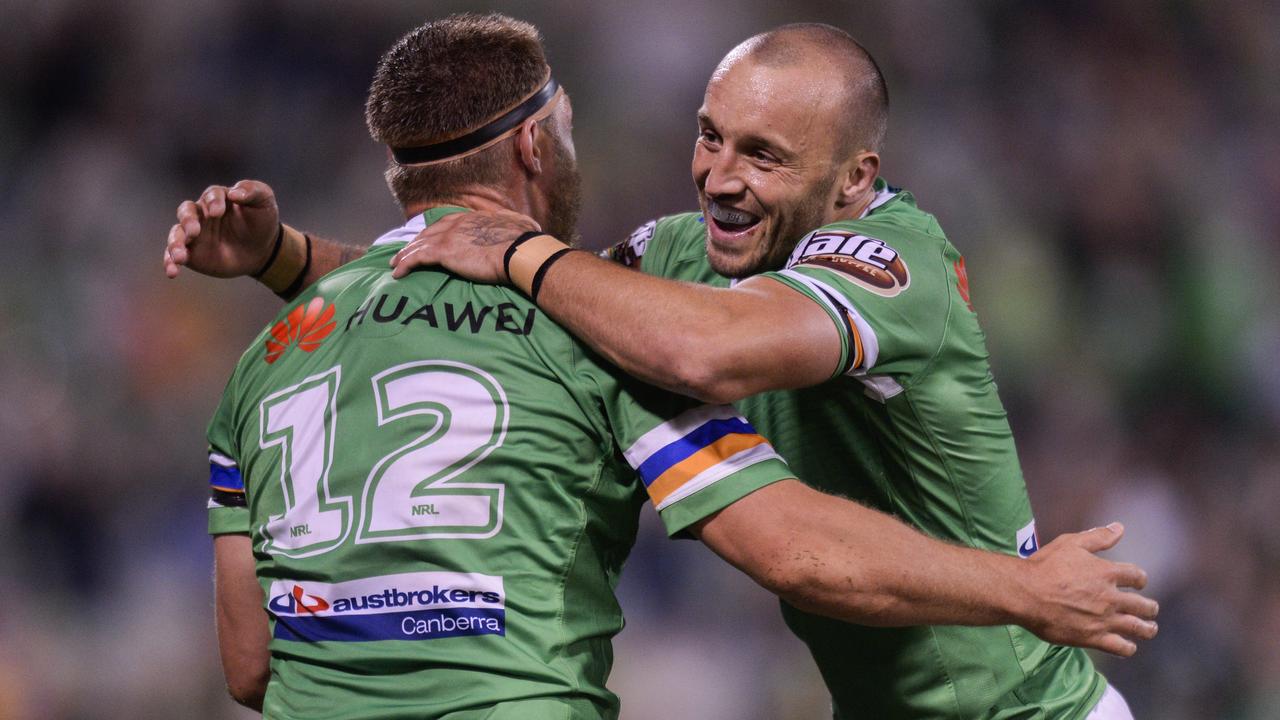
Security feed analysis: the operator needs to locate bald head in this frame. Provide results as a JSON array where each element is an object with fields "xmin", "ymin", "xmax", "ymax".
[{"xmin": 718, "ymin": 23, "xmax": 888, "ymax": 156}]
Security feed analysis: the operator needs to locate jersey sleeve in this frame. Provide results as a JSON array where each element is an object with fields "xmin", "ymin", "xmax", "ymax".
[
  {"xmin": 761, "ymin": 225, "xmax": 951, "ymax": 398},
  {"xmin": 600, "ymin": 219, "xmax": 656, "ymax": 269},
  {"xmin": 206, "ymin": 377, "xmax": 250, "ymax": 536},
  {"xmin": 591, "ymin": 366, "xmax": 793, "ymax": 537}
]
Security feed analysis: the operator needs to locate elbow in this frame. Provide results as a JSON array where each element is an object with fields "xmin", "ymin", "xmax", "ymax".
[
  {"xmin": 665, "ymin": 351, "xmax": 751, "ymax": 405},
  {"xmin": 225, "ymin": 667, "xmax": 269, "ymax": 711}
]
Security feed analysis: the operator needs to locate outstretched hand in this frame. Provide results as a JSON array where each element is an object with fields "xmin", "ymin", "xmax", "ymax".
[
  {"xmin": 1022, "ymin": 522, "xmax": 1159, "ymax": 657},
  {"xmin": 164, "ymin": 180, "xmax": 281, "ymax": 279},
  {"xmin": 390, "ymin": 210, "xmax": 540, "ymax": 282}
]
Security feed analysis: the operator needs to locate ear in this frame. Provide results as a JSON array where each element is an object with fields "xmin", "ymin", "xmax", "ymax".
[
  {"xmin": 516, "ymin": 118, "xmax": 545, "ymax": 177},
  {"xmin": 837, "ymin": 151, "xmax": 880, "ymax": 208}
]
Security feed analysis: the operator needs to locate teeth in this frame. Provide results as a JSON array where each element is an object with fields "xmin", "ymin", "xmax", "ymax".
[{"xmin": 709, "ymin": 201, "xmax": 759, "ymax": 226}]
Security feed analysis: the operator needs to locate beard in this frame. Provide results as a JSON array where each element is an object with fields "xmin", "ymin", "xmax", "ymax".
[{"xmin": 543, "ymin": 134, "xmax": 583, "ymax": 246}]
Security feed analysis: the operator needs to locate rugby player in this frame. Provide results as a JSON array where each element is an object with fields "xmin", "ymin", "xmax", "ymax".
[{"xmin": 167, "ymin": 17, "xmax": 1158, "ymax": 720}]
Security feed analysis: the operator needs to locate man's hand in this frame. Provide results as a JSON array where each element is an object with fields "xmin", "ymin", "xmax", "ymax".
[
  {"xmin": 1020, "ymin": 523, "xmax": 1159, "ymax": 657},
  {"xmin": 390, "ymin": 210, "xmax": 540, "ymax": 282},
  {"xmin": 164, "ymin": 180, "xmax": 280, "ymax": 279}
]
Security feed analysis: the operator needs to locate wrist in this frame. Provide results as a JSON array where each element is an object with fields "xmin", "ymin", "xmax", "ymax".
[
  {"xmin": 1001, "ymin": 553, "xmax": 1046, "ymax": 629},
  {"xmin": 257, "ymin": 224, "xmax": 308, "ymax": 294},
  {"xmin": 506, "ymin": 234, "xmax": 571, "ymax": 298}
]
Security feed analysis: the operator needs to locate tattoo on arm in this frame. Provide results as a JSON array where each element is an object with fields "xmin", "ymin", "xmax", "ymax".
[{"xmin": 460, "ymin": 216, "xmax": 532, "ymax": 247}]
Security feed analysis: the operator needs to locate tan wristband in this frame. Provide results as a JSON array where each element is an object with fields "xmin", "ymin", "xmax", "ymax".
[
  {"xmin": 258, "ymin": 224, "xmax": 309, "ymax": 293},
  {"xmin": 507, "ymin": 234, "xmax": 569, "ymax": 295}
]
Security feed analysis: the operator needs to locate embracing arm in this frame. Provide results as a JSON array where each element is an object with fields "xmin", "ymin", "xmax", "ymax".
[
  {"xmin": 164, "ymin": 180, "xmax": 364, "ymax": 301},
  {"xmin": 691, "ymin": 480, "xmax": 1159, "ymax": 657},
  {"xmin": 524, "ymin": 253, "xmax": 837, "ymax": 404},
  {"xmin": 213, "ymin": 533, "xmax": 270, "ymax": 711},
  {"xmin": 391, "ymin": 213, "xmax": 840, "ymax": 404}
]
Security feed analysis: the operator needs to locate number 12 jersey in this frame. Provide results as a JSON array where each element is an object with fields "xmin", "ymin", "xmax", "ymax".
[{"xmin": 205, "ymin": 207, "xmax": 792, "ymax": 720}]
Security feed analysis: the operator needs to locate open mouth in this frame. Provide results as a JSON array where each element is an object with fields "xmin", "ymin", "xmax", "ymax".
[{"xmin": 707, "ymin": 200, "xmax": 761, "ymax": 235}]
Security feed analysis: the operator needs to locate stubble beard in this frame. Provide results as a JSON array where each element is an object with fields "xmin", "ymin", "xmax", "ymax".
[
  {"xmin": 703, "ymin": 171, "xmax": 836, "ymax": 279},
  {"xmin": 544, "ymin": 136, "xmax": 583, "ymax": 247}
]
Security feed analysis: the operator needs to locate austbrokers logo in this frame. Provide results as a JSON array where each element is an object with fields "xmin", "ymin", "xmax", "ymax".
[
  {"xmin": 265, "ymin": 297, "xmax": 336, "ymax": 364},
  {"xmin": 269, "ymin": 585, "xmax": 331, "ymax": 614}
]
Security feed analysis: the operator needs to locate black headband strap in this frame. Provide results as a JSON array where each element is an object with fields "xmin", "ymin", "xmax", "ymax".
[{"xmin": 390, "ymin": 77, "xmax": 560, "ymax": 165}]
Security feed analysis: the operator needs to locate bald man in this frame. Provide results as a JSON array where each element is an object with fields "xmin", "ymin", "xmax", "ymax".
[
  {"xmin": 166, "ymin": 22, "xmax": 1152, "ymax": 720},
  {"xmin": 392, "ymin": 24, "xmax": 1146, "ymax": 720}
]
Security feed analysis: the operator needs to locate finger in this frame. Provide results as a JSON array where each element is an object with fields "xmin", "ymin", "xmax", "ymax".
[
  {"xmin": 166, "ymin": 223, "xmax": 190, "ymax": 265},
  {"xmin": 177, "ymin": 200, "xmax": 203, "ymax": 237},
  {"xmin": 1109, "ymin": 561, "xmax": 1148, "ymax": 590},
  {"xmin": 201, "ymin": 185, "xmax": 228, "ymax": 218},
  {"xmin": 1075, "ymin": 522, "xmax": 1124, "ymax": 553},
  {"xmin": 1109, "ymin": 613, "xmax": 1158, "ymax": 642},
  {"xmin": 1092, "ymin": 633, "xmax": 1137, "ymax": 658},
  {"xmin": 163, "ymin": 247, "xmax": 180, "ymax": 279},
  {"xmin": 228, "ymin": 179, "xmax": 274, "ymax": 207},
  {"xmin": 391, "ymin": 245, "xmax": 439, "ymax": 279},
  {"xmin": 1114, "ymin": 591, "xmax": 1159, "ymax": 621},
  {"xmin": 391, "ymin": 240, "xmax": 422, "ymax": 267}
]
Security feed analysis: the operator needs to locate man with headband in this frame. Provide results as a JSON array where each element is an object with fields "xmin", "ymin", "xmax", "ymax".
[{"xmin": 172, "ymin": 15, "xmax": 1156, "ymax": 720}]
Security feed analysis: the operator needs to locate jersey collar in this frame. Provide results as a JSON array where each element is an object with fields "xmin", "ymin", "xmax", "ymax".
[{"xmin": 369, "ymin": 206, "xmax": 470, "ymax": 247}]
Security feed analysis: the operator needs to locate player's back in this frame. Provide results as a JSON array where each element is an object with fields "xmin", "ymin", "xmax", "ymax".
[
  {"xmin": 208, "ymin": 211, "xmax": 645, "ymax": 720},
  {"xmin": 624, "ymin": 187, "xmax": 1105, "ymax": 719}
]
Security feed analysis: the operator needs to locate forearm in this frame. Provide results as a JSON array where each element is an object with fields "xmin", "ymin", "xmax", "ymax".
[
  {"xmin": 213, "ymin": 534, "xmax": 270, "ymax": 710},
  {"xmin": 700, "ymin": 481, "xmax": 1030, "ymax": 628},
  {"xmin": 777, "ymin": 504, "xmax": 1026, "ymax": 627},
  {"xmin": 260, "ymin": 226, "xmax": 365, "ymax": 302},
  {"xmin": 535, "ymin": 252, "xmax": 836, "ymax": 402}
]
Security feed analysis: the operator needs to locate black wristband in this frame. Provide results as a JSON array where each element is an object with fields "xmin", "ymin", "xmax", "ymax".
[
  {"xmin": 530, "ymin": 248, "xmax": 575, "ymax": 302},
  {"xmin": 252, "ymin": 223, "xmax": 285, "ymax": 278},
  {"xmin": 277, "ymin": 232, "xmax": 313, "ymax": 300},
  {"xmin": 503, "ymin": 230, "xmax": 550, "ymax": 281}
]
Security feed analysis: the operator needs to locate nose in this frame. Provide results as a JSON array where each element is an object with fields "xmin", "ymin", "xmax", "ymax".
[{"xmin": 701, "ymin": 150, "xmax": 747, "ymax": 199}]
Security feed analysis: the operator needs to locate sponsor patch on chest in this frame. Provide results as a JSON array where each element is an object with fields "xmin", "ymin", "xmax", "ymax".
[{"xmin": 786, "ymin": 231, "xmax": 909, "ymax": 297}]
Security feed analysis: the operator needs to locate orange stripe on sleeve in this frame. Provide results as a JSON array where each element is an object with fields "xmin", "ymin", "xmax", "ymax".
[{"xmin": 646, "ymin": 433, "xmax": 770, "ymax": 507}]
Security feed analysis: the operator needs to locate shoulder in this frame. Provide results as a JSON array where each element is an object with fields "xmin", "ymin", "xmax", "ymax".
[
  {"xmin": 783, "ymin": 194, "xmax": 954, "ymax": 306},
  {"xmin": 604, "ymin": 212, "xmax": 705, "ymax": 269}
]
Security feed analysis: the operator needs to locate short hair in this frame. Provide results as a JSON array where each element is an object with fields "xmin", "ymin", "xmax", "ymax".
[
  {"xmin": 739, "ymin": 23, "xmax": 889, "ymax": 155},
  {"xmin": 365, "ymin": 13, "xmax": 550, "ymax": 208}
]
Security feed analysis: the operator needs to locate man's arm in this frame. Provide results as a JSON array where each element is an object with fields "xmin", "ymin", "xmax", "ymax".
[
  {"xmin": 692, "ymin": 480, "xmax": 1159, "ymax": 657},
  {"xmin": 214, "ymin": 533, "xmax": 270, "ymax": 711},
  {"xmin": 390, "ymin": 213, "xmax": 839, "ymax": 404},
  {"xmin": 164, "ymin": 180, "xmax": 363, "ymax": 301}
]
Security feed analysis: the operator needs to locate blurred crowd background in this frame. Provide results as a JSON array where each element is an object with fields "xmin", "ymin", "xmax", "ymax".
[{"xmin": 1, "ymin": 0, "xmax": 1277, "ymax": 718}]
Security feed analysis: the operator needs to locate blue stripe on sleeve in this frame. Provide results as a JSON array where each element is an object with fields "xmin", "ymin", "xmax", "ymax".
[
  {"xmin": 634, "ymin": 417, "xmax": 755, "ymax": 487},
  {"xmin": 210, "ymin": 462, "xmax": 245, "ymax": 492}
]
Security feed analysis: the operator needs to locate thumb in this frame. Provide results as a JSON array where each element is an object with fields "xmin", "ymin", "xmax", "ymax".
[
  {"xmin": 1075, "ymin": 522, "xmax": 1124, "ymax": 553},
  {"xmin": 228, "ymin": 179, "xmax": 275, "ymax": 207}
]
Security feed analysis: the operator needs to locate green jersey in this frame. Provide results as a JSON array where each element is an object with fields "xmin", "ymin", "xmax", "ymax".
[
  {"xmin": 609, "ymin": 180, "xmax": 1106, "ymax": 719},
  {"xmin": 205, "ymin": 208, "xmax": 791, "ymax": 720}
]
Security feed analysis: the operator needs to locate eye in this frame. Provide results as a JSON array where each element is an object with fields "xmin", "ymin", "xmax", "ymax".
[
  {"xmin": 698, "ymin": 128, "xmax": 721, "ymax": 146},
  {"xmin": 750, "ymin": 148, "xmax": 778, "ymax": 165}
]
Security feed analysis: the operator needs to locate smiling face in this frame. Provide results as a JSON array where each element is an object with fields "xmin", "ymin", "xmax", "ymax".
[{"xmin": 693, "ymin": 56, "xmax": 856, "ymax": 278}]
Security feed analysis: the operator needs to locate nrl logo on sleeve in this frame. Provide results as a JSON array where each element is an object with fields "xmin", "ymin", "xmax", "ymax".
[{"xmin": 786, "ymin": 231, "xmax": 910, "ymax": 297}]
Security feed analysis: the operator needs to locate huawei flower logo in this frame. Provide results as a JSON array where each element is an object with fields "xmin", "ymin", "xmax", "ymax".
[
  {"xmin": 954, "ymin": 257, "xmax": 974, "ymax": 313},
  {"xmin": 265, "ymin": 297, "xmax": 336, "ymax": 364}
]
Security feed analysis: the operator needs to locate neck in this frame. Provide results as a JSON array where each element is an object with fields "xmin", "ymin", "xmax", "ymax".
[
  {"xmin": 830, "ymin": 184, "xmax": 879, "ymax": 225},
  {"xmin": 403, "ymin": 183, "xmax": 532, "ymax": 220}
]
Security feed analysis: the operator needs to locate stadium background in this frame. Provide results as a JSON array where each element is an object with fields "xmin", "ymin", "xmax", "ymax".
[{"xmin": 1, "ymin": 0, "xmax": 1277, "ymax": 717}]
